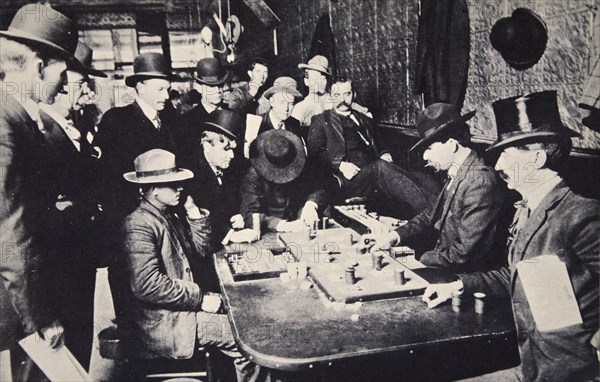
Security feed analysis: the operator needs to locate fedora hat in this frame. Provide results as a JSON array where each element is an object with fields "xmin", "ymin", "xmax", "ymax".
[
  {"xmin": 490, "ymin": 8, "xmax": 548, "ymax": 70},
  {"xmin": 194, "ymin": 58, "xmax": 228, "ymax": 86},
  {"xmin": 487, "ymin": 91, "xmax": 581, "ymax": 152},
  {"xmin": 125, "ymin": 53, "xmax": 174, "ymax": 87},
  {"xmin": 410, "ymin": 103, "xmax": 476, "ymax": 152},
  {"xmin": 298, "ymin": 55, "xmax": 332, "ymax": 76},
  {"xmin": 250, "ymin": 130, "xmax": 306, "ymax": 184},
  {"xmin": 0, "ymin": 4, "xmax": 78, "ymax": 60},
  {"xmin": 70, "ymin": 42, "xmax": 108, "ymax": 78},
  {"xmin": 262, "ymin": 76, "xmax": 303, "ymax": 100},
  {"xmin": 123, "ymin": 149, "xmax": 193, "ymax": 184},
  {"xmin": 202, "ymin": 109, "xmax": 244, "ymax": 141}
]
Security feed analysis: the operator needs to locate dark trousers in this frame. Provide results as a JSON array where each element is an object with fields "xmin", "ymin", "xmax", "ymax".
[{"xmin": 340, "ymin": 160, "xmax": 441, "ymax": 219}]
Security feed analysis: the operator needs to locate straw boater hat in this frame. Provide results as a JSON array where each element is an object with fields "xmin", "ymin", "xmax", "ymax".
[
  {"xmin": 0, "ymin": 4, "xmax": 78, "ymax": 62},
  {"xmin": 194, "ymin": 57, "xmax": 228, "ymax": 86},
  {"xmin": 262, "ymin": 76, "xmax": 303, "ymax": 100},
  {"xmin": 250, "ymin": 130, "xmax": 306, "ymax": 184},
  {"xmin": 123, "ymin": 149, "xmax": 193, "ymax": 184},
  {"xmin": 487, "ymin": 90, "xmax": 581, "ymax": 152},
  {"xmin": 71, "ymin": 42, "xmax": 107, "ymax": 78},
  {"xmin": 125, "ymin": 53, "xmax": 174, "ymax": 87},
  {"xmin": 298, "ymin": 55, "xmax": 332, "ymax": 76},
  {"xmin": 410, "ymin": 103, "xmax": 476, "ymax": 152},
  {"xmin": 202, "ymin": 109, "xmax": 244, "ymax": 141}
]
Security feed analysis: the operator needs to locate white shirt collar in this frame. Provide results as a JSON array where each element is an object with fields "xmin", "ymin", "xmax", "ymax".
[
  {"xmin": 520, "ymin": 174, "xmax": 562, "ymax": 212},
  {"xmin": 447, "ymin": 148, "xmax": 472, "ymax": 179},
  {"xmin": 269, "ymin": 112, "xmax": 284, "ymax": 129},
  {"xmin": 136, "ymin": 97, "xmax": 158, "ymax": 122},
  {"xmin": 39, "ymin": 104, "xmax": 81, "ymax": 151},
  {"xmin": 201, "ymin": 100, "xmax": 219, "ymax": 114}
]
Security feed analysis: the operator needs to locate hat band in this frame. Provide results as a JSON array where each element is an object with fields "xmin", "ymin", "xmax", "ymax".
[
  {"xmin": 200, "ymin": 75, "xmax": 223, "ymax": 82},
  {"xmin": 136, "ymin": 167, "xmax": 179, "ymax": 178}
]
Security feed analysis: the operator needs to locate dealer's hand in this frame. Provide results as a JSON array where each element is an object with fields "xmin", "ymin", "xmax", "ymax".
[
  {"xmin": 339, "ymin": 161, "xmax": 361, "ymax": 180},
  {"xmin": 422, "ymin": 280, "xmax": 464, "ymax": 308}
]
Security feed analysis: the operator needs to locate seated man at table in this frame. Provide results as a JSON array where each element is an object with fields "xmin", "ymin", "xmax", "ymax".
[
  {"xmin": 423, "ymin": 91, "xmax": 599, "ymax": 381},
  {"xmin": 240, "ymin": 130, "xmax": 327, "ymax": 237},
  {"xmin": 363, "ymin": 103, "xmax": 508, "ymax": 273},
  {"xmin": 110, "ymin": 149, "xmax": 263, "ymax": 381}
]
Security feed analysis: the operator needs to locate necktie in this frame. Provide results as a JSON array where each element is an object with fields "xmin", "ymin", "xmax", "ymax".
[
  {"xmin": 507, "ymin": 200, "xmax": 530, "ymax": 263},
  {"xmin": 64, "ymin": 120, "xmax": 82, "ymax": 151},
  {"xmin": 277, "ymin": 121, "xmax": 285, "ymax": 130},
  {"xmin": 153, "ymin": 114, "xmax": 162, "ymax": 131}
]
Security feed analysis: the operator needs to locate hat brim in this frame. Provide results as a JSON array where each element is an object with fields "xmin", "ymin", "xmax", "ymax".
[
  {"xmin": 251, "ymin": 130, "xmax": 306, "ymax": 184},
  {"xmin": 193, "ymin": 72, "xmax": 228, "ymax": 86},
  {"xmin": 298, "ymin": 63, "xmax": 332, "ymax": 76},
  {"xmin": 410, "ymin": 110, "xmax": 476, "ymax": 152},
  {"xmin": 69, "ymin": 59, "xmax": 108, "ymax": 78},
  {"xmin": 125, "ymin": 73, "xmax": 176, "ymax": 87},
  {"xmin": 262, "ymin": 86, "xmax": 303, "ymax": 100},
  {"xmin": 202, "ymin": 121, "xmax": 239, "ymax": 141},
  {"xmin": 123, "ymin": 168, "xmax": 194, "ymax": 184},
  {"xmin": 485, "ymin": 129, "xmax": 581, "ymax": 152},
  {"xmin": 0, "ymin": 29, "xmax": 75, "ymax": 60}
]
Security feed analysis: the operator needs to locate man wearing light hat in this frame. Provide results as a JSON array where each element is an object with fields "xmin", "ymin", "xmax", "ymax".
[
  {"xmin": 111, "ymin": 149, "xmax": 263, "ymax": 381},
  {"xmin": 423, "ymin": 91, "xmax": 599, "ymax": 381},
  {"xmin": 1, "ymin": 3, "xmax": 79, "ymax": 378},
  {"xmin": 363, "ymin": 103, "xmax": 508, "ymax": 274}
]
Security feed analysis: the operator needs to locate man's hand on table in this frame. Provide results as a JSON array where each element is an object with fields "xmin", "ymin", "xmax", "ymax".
[
  {"xmin": 422, "ymin": 280, "xmax": 464, "ymax": 308},
  {"xmin": 230, "ymin": 228, "xmax": 260, "ymax": 243},
  {"xmin": 361, "ymin": 231, "xmax": 399, "ymax": 252},
  {"xmin": 230, "ymin": 214, "xmax": 245, "ymax": 230},
  {"xmin": 201, "ymin": 293, "xmax": 222, "ymax": 313}
]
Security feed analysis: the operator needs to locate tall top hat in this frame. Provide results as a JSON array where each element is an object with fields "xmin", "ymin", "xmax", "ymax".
[
  {"xmin": 202, "ymin": 109, "xmax": 244, "ymax": 141},
  {"xmin": 194, "ymin": 58, "xmax": 228, "ymax": 86},
  {"xmin": 298, "ymin": 55, "xmax": 332, "ymax": 76},
  {"xmin": 490, "ymin": 8, "xmax": 548, "ymax": 70},
  {"xmin": 125, "ymin": 53, "xmax": 174, "ymax": 87},
  {"xmin": 250, "ymin": 130, "xmax": 306, "ymax": 184},
  {"xmin": 410, "ymin": 103, "xmax": 475, "ymax": 152},
  {"xmin": 71, "ymin": 42, "xmax": 107, "ymax": 78},
  {"xmin": 123, "ymin": 149, "xmax": 193, "ymax": 184},
  {"xmin": 262, "ymin": 76, "xmax": 303, "ymax": 100},
  {"xmin": 0, "ymin": 4, "xmax": 78, "ymax": 61},
  {"xmin": 486, "ymin": 90, "xmax": 580, "ymax": 152}
]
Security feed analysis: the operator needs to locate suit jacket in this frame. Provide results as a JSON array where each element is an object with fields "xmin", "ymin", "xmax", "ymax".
[
  {"xmin": 460, "ymin": 182, "xmax": 599, "ymax": 381},
  {"xmin": 111, "ymin": 200, "xmax": 212, "ymax": 359},
  {"xmin": 171, "ymin": 102, "xmax": 212, "ymax": 163},
  {"xmin": 308, "ymin": 109, "xmax": 387, "ymax": 177},
  {"xmin": 396, "ymin": 151, "xmax": 508, "ymax": 273},
  {"xmin": 0, "ymin": 93, "xmax": 57, "ymax": 350},
  {"xmin": 94, "ymin": 102, "xmax": 176, "ymax": 222},
  {"xmin": 240, "ymin": 166, "xmax": 327, "ymax": 232},
  {"xmin": 257, "ymin": 113, "xmax": 305, "ymax": 141}
]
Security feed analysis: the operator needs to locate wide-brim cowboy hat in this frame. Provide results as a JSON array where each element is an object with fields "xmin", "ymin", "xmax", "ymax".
[
  {"xmin": 250, "ymin": 130, "xmax": 306, "ymax": 184},
  {"xmin": 202, "ymin": 109, "xmax": 244, "ymax": 141},
  {"xmin": 193, "ymin": 57, "xmax": 228, "ymax": 86},
  {"xmin": 486, "ymin": 90, "xmax": 581, "ymax": 152},
  {"xmin": 0, "ymin": 4, "xmax": 78, "ymax": 62},
  {"xmin": 262, "ymin": 76, "xmax": 302, "ymax": 100},
  {"xmin": 124, "ymin": 149, "xmax": 193, "ymax": 184},
  {"xmin": 298, "ymin": 55, "xmax": 332, "ymax": 76},
  {"xmin": 70, "ymin": 42, "xmax": 108, "ymax": 78},
  {"xmin": 410, "ymin": 103, "xmax": 476, "ymax": 152},
  {"xmin": 125, "ymin": 52, "xmax": 176, "ymax": 87}
]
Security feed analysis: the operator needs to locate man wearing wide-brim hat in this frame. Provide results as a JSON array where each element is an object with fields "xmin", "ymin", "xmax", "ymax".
[
  {"xmin": 364, "ymin": 103, "xmax": 509, "ymax": 274},
  {"xmin": 0, "ymin": 3, "xmax": 80, "ymax": 378},
  {"xmin": 110, "ymin": 149, "xmax": 263, "ymax": 381},
  {"xmin": 240, "ymin": 130, "xmax": 328, "ymax": 236},
  {"xmin": 94, "ymin": 52, "xmax": 178, "ymax": 226},
  {"xmin": 424, "ymin": 91, "xmax": 599, "ymax": 382},
  {"xmin": 254, "ymin": 76, "xmax": 305, "ymax": 138}
]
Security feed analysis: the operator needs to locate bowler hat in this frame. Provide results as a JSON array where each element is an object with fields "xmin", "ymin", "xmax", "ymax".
[
  {"xmin": 262, "ymin": 76, "xmax": 303, "ymax": 100},
  {"xmin": 125, "ymin": 53, "xmax": 174, "ymax": 87},
  {"xmin": 194, "ymin": 58, "xmax": 228, "ymax": 86},
  {"xmin": 202, "ymin": 109, "xmax": 244, "ymax": 141},
  {"xmin": 250, "ymin": 130, "xmax": 306, "ymax": 184},
  {"xmin": 71, "ymin": 42, "xmax": 108, "ymax": 78},
  {"xmin": 123, "ymin": 149, "xmax": 193, "ymax": 184},
  {"xmin": 410, "ymin": 103, "xmax": 476, "ymax": 152},
  {"xmin": 490, "ymin": 8, "xmax": 547, "ymax": 70},
  {"xmin": 487, "ymin": 91, "xmax": 580, "ymax": 152},
  {"xmin": 298, "ymin": 55, "xmax": 332, "ymax": 76},
  {"xmin": 0, "ymin": 4, "xmax": 78, "ymax": 60}
]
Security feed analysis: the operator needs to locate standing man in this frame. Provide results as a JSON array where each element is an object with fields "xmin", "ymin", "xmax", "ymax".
[
  {"xmin": 292, "ymin": 55, "xmax": 332, "ymax": 127},
  {"xmin": 363, "ymin": 103, "xmax": 508, "ymax": 273},
  {"xmin": 94, "ymin": 52, "xmax": 176, "ymax": 224},
  {"xmin": 39, "ymin": 42, "xmax": 107, "ymax": 370},
  {"xmin": 308, "ymin": 77, "xmax": 440, "ymax": 219},
  {"xmin": 0, "ymin": 4, "xmax": 78, "ymax": 379},
  {"xmin": 111, "ymin": 149, "xmax": 263, "ymax": 381},
  {"xmin": 227, "ymin": 57, "xmax": 270, "ymax": 115},
  {"xmin": 423, "ymin": 91, "xmax": 599, "ymax": 381}
]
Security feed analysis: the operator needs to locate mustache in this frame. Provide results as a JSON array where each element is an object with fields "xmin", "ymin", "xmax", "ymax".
[{"xmin": 337, "ymin": 101, "xmax": 351, "ymax": 108}]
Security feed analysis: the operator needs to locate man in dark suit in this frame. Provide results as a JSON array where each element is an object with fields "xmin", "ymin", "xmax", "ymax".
[
  {"xmin": 308, "ymin": 77, "xmax": 440, "ymax": 219},
  {"xmin": 0, "ymin": 4, "xmax": 79, "ymax": 379},
  {"xmin": 39, "ymin": 42, "xmax": 107, "ymax": 370},
  {"xmin": 424, "ymin": 91, "xmax": 599, "ymax": 381},
  {"xmin": 94, "ymin": 52, "xmax": 176, "ymax": 225},
  {"xmin": 255, "ymin": 76, "xmax": 304, "ymax": 139},
  {"xmin": 364, "ymin": 103, "xmax": 508, "ymax": 273}
]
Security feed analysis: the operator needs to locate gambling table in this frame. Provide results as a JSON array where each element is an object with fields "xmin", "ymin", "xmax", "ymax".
[{"xmin": 214, "ymin": 224, "xmax": 519, "ymax": 381}]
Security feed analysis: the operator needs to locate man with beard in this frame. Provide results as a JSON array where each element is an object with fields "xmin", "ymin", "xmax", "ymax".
[{"xmin": 363, "ymin": 103, "xmax": 508, "ymax": 273}]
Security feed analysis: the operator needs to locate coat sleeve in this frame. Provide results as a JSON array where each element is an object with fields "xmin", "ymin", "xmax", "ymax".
[
  {"xmin": 122, "ymin": 217, "xmax": 202, "ymax": 311},
  {"xmin": 458, "ymin": 266, "xmax": 512, "ymax": 300},
  {"xmin": 308, "ymin": 116, "xmax": 341, "ymax": 173},
  {"xmin": 187, "ymin": 210, "xmax": 213, "ymax": 258},
  {"xmin": 419, "ymin": 177, "xmax": 503, "ymax": 269},
  {"xmin": 395, "ymin": 207, "xmax": 433, "ymax": 246}
]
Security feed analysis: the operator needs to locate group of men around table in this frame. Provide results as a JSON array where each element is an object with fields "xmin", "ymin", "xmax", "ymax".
[{"xmin": 0, "ymin": 4, "xmax": 598, "ymax": 382}]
